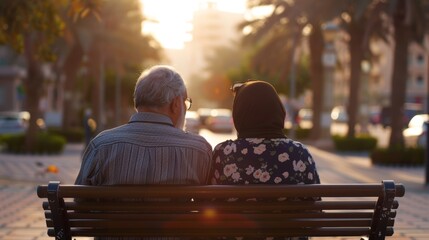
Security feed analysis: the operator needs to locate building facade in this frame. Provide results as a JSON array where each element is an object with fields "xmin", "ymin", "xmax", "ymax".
[
  {"xmin": 165, "ymin": 1, "xmax": 244, "ymax": 82},
  {"xmin": 332, "ymin": 33, "xmax": 428, "ymax": 113},
  {"xmin": 0, "ymin": 46, "xmax": 26, "ymax": 112}
]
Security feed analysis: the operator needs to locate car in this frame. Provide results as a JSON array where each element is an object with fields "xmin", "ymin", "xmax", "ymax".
[
  {"xmin": 331, "ymin": 106, "xmax": 348, "ymax": 123},
  {"xmin": 284, "ymin": 118, "xmax": 293, "ymax": 129},
  {"xmin": 296, "ymin": 108, "xmax": 313, "ymax": 129},
  {"xmin": 380, "ymin": 103, "xmax": 423, "ymax": 128},
  {"xmin": 403, "ymin": 104, "xmax": 424, "ymax": 126},
  {"xmin": 184, "ymin": 111, "xmax": 200, "ymax": 134},
  {"xmin": 0, "ymin": 111, "xmax": 30, "ymax": 135},
  {"xmin": 369, "ymin": 109, "xmax": 381, "ymax": 125},
  {"xmin": 197, "ymin": 108, "xmax": 212, "ymax": 126},
  {"xmin": 205, "ymin": 108, "xmax": 234, "ymax": 133},
  {"xmin": 403, "ymin": 114, "xmax": 428, "ymax": 148}
]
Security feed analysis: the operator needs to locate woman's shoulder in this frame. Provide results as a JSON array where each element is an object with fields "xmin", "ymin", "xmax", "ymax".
[
  {"xmin": 213, "ymin": 139, "xmax": 245, "ymax": 152},
  {"xmin": 213, "ymin": 138, "xmax": 270, "ymax": 150},
  {"xmin": 213, "ymin": 138, "xmax": 311, "ymax": 156},
  {"xmin": 275, "ymin": 138, "xmax": 309, "ymax": 150}
]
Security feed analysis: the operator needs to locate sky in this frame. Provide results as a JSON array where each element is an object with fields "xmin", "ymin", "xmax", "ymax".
[{"xmin": 140, "ymin": 0, "xmax": 248, "ymax": 49}]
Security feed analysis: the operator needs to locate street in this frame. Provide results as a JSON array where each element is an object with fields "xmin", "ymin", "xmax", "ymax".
[{"xmin": 0, "ymin": 129, "xmax": 428, "ymax": 239}]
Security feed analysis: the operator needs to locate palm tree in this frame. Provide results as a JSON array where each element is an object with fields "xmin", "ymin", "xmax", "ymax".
[
  {"xmin": 384, "ymin": 0, "xmax": 428, "ymax": 148},
  {"xmin": 303, "ymin": 1, "xmax": 339, "ymax": 140},
  {"xmin": 241, "ymin": 0, "xmax": 341, "ymax": 139},
  {"xmin": 57, "ymin": 0, "xmax": 161, "ymax": 130},
  {"xmin": 333, "ymin": 0, "xmax": 391, "ymax": 138}
]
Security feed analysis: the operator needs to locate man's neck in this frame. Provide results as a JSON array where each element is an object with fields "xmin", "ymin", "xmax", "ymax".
[{"xmin": 137, "ymin": 106, "xmax": 176, "ymax": 127}]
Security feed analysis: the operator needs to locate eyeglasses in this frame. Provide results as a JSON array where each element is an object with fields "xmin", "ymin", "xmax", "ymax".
[
  {"xmin": 185, "ymin": 97, "xmax": 192, "ymax": 110},
  {"xmin": 230, "ymin": 80, "xmax": 255, "ymax": 94}
]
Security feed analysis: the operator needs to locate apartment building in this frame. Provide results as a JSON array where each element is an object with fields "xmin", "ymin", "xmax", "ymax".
[
  {"xmin": 332, "ymin": 33, "xmax": 428, "ymax": 112},
  {"xmin": 165, "ymin": 1, "xmax": 244, "ymax": 82}
]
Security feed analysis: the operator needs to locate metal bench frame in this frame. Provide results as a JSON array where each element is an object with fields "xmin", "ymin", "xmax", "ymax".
[{"xmin": 37, "ymin": 180, "xmax": 404, "ymax": 240}]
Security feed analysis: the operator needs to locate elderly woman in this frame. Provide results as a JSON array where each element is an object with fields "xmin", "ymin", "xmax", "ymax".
[
  {"xmin": 210, "ymin": 81, "xmax": 320, "ymax": 240},
  {"xmin": 211, "ymin": 80, "xmax": 320, "ymax": 187}
]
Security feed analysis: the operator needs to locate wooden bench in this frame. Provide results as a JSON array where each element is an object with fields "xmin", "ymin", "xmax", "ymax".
[{"xmin": 37, "ymin": 180, "xmax": 405, "ymax": 240}]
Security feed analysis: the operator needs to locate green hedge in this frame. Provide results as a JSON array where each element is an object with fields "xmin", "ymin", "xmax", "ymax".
[
  {"xmin": 370, "ymin": 147, "xmax": 425, "ymax": 166},
  {"xmin": 283, "ymin": 128, "xmax": 312, "ymax": 140},
  {"xmin": 332, "ymin": 135, "xmax": 378, "ymax": 152},
  {"xmin": 48, "ymin": 127, "xmax": 84, "ymax": 143},
  {"xmin": 2, "ymin": 133, "xmax": 66, "ymax": 154}
]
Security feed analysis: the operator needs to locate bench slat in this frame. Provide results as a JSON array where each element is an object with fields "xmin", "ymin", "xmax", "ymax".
[
  {"xmin": 45, "ymin": 211, "xmax": 396, "ymax": 220},
  {"xmin": 45, "ymin": 218, "xmax": 395, "ymax": 228},
  {"xmin": 37, "ymin": 184, "xmax": 405, "ymax": 198},
  {"xmin": 43, "ymin": 200, "xmax": 399, "ymax": 212},
  {"xmin": 47, "ymin": 227, "xmax": 394, "ymax": 237}
]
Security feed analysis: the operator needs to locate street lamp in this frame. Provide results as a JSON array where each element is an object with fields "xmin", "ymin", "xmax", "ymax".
[{"xmin": 321, "ymin": 22, "xmax": 338, "ymax": 139}]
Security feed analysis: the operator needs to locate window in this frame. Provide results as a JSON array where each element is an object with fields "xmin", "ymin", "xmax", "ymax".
[
  {"xmin": 416, "ymin": 54, "xmax": 424, "ymax": 65},
  {"xmin": 416, "ymin": 75, "xmax": 424, "ymax": 86}
]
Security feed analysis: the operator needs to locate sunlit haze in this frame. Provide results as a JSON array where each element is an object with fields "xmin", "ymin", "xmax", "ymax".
[{"xmin": 140, "ymin": 0, "xmax": 247, "ymax": 49}]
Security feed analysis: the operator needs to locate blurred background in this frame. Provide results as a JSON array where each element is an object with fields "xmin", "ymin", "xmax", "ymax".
[{"xmin": 0, "ymin": 0, "xmax": 428, "ymax": 154}]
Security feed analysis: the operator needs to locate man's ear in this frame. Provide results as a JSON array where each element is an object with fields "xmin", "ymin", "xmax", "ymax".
[{"xmin": 169, "ymin": 96, "xmax": 181, "ymax": 114}]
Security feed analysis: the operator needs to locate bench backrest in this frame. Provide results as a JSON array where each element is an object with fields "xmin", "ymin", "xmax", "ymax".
[{"xmin": 37, "ymin": 180, "xmax": 405, "ymax": 240}]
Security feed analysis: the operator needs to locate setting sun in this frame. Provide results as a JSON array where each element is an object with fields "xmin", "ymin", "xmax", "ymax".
[{"xmin": 140, "ymin": 0, "xmax": 247, "ymax": 49}]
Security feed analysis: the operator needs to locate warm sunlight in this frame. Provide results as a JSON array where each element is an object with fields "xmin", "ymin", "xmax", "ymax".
[{"xmin": 140, "ymin": 0, "xmax": 247, "ymax": 49}]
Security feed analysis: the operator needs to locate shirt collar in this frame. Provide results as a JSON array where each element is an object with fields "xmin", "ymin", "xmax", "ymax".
[{"xmin": 129, "ymin": 112, "xmax": 174, "ymax": 126}]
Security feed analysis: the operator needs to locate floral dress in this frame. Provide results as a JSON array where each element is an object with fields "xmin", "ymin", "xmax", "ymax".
[
  {"xmin": 211, "ymin": 138, "xmax": 320, "ymax": 185},
  {"xmin": 210, "ymin": 138, "xmax": 321, "ymax": 240}
]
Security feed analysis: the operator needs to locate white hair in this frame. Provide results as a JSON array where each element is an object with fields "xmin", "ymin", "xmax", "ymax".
[{"xmin": 134, "ymin": 65, "xmax": 186, "ymax": 109}]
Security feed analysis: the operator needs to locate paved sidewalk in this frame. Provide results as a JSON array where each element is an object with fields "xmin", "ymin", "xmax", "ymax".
[
  {"xmin": 307, "ymin": 147, "xmax": 429, "ymax": 240},
  {"xmin": 0, "ymin": 144, "xmax": 83, "ymax": 240},
  {"xmin": 0, "ymin": 143, "xmax": 428, "ymax": 239}
]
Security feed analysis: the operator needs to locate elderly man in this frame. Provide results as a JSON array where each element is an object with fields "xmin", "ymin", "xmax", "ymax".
[{"xmin": 76, "ymin": 65, "xmax": 213, "ymax": 185}]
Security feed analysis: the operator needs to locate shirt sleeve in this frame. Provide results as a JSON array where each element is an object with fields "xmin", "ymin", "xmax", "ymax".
[
  {"xmin": 75, "ymin": 142, "xmax": 99, "ymax": 185},
  {"xmin": 302, "ymin": 148, "xmax": 321, "ymax": 184}
]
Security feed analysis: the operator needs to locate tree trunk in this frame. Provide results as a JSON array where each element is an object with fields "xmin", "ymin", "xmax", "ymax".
[
  {"xmin": 346, "ymin": 23, "xmax": 365, "ymax": 138},
  {"xmin": 23, "ymin": 33, "xmax": 44, "ymax": 152},
  {"xmin": 389, "ymin": 0, "xmax": 410, "ymax": 148},
  {"xmin": 61, "ymin": 43, "xmax": 84, "ymax": 130},
  {"xmin": 87, "ymin": 49, "xmax": 102, "ymax": 132},
  {"xmin": 308, "ymin": 24, "xmax": 325, "ymax": 140}
]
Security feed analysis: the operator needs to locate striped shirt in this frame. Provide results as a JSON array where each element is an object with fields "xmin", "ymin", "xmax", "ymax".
[{"xmin": 75, "ymin": 112, "xmax": 213, "ymax": 186}]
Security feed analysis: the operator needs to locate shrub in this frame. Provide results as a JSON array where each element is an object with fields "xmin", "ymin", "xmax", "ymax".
[
  {"xmin": 48, "ymin": 127, "xmax": 84, "ymax": 143},
  {"xmin": 2, "ymin": 132, "xmax": 66, "ymax": 154},
  {"xmin": 284, "ymin": 128, "xmax": 312, "ymax": 140},
  {"xmin": 370, "ymin": 147, "xmax": 425, "ymax": 166},
  {"xmin": 295, "ymin": 128, "xmax": 312, "ymax": 139},
  {"xmin": 332, "ymin": 135, "xmax": 378, "ymax": 152}
]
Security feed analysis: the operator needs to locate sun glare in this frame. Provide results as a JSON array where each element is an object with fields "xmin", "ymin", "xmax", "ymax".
[{"xmin": 140, "ymin": 0, "xmax": 247, "ymax": 49}]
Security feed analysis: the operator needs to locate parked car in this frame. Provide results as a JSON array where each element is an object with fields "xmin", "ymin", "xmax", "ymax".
[
  {"xmin": 296, "ymin": 108, "xmax": 313, "ymax": 129},
  {"xmin": 403, "ymin": 114, "xmax": 428, "ymax": 148},
  {"xmin": 205, "ymin": 109, "xmax": 234, "ymax": 133},
  {"xmin": 369, "ymin": 109, "xmax": 381, "ymax": 125},
  {"xmin": 184, "ymin": 111, "xmax": 200, "ymax": 134},
  {"xmin": 331, "ymin": 106, "xmax": 348, "ymax": 123},
  {"xmin": 197, "ymin": 108, "xmax": 212, "ymax": 126},
  {"xmin": 284, "ymin": 118, "xmax": 293, "ymax": 129},
  {"xmin": 381, "ymin": 103, "xmax": 423, "ymax": 128},
  {"xmin": 0, "ymin": 111, "xmax": 30, "ymax": 135}
]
